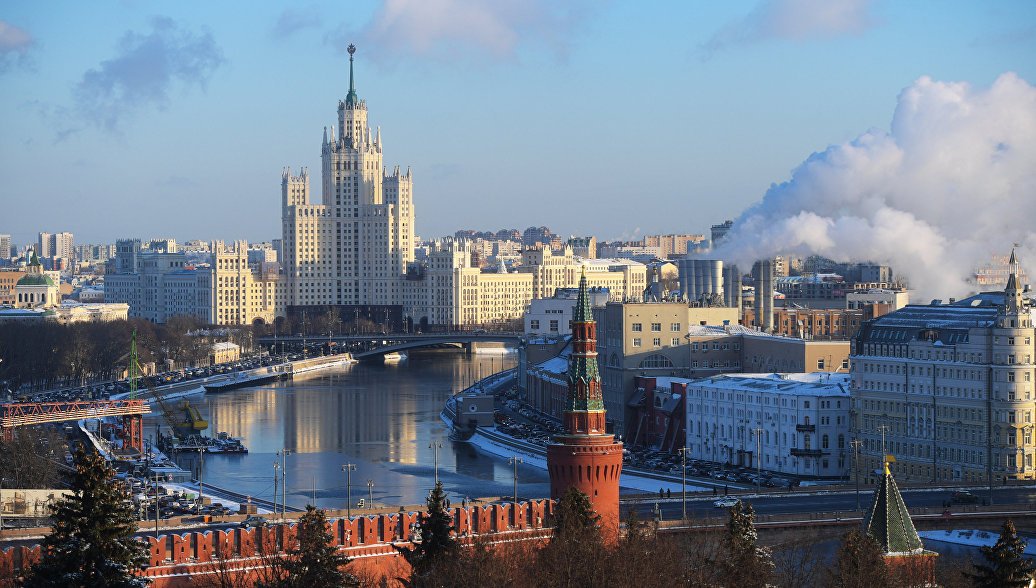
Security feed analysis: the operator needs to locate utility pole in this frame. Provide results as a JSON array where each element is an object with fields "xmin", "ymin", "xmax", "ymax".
[
  {"xmin": 277, "ymin": 449, "xmax": 291, "ymax": 519},
  {"xmin": 849, "ymin": 438, "xmax": 863, "ymax": 510},
  {"xmin": 342, "ymin": 463, "xmax": 357, "ymax": 519},
  {"xmin": 366, "ymin": 479, "xmax": 374, "ymax": 509},
  {"xmin": 429, "ymin": 441, "xmax": 443, "ymax": 484},
  {"xmin": 508, "ymin": 456, "xmax": 522, "ymax": 505},
  {"xmin": 273, "ymin": 461, "xmax": 279, "ymax": 517},
  {"xmin": 677, "ymin": 446, "xmax": 689, "ymax": 521},
  {"xmin": 751, "ymin": 427, "xmax": 764, "ymax": 494}
]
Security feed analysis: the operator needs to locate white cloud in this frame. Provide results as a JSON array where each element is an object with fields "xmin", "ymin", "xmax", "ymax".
[
  {"xmin": 0, "ymin": 19, "xmax": 35, "ymax": 73},
  {"xmin": 703, "ymin": 0, "xmax": 877, "ymax": 55},
  {"xmin": 335, "ymin": 0, "xmax": 590, "ymax": 61},
  {"xmin": 713, "ymin": 72, "xmax": 1036, "ymax": 300}
]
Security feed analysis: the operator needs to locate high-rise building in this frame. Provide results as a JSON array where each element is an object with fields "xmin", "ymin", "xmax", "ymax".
[
  {"xmin": 850, "ymin": 250, "xmax": 1036, "ymax": 485},
  {"xmin": 546, "ymin": 270, "xmax": 623, "ymax": 538},
  {"xmin": 0, "ymin": 234, "xmax": 11, "ymax": 259},
  {"xmin": 281, "ymin": 45, "xmax": 414, "ymax": 312}
]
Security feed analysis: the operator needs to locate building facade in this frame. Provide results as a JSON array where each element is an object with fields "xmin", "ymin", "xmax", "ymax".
[
  {"xmin": 682, "ymin": 373, "xmax": 852, "ymax": 478},
  {"xmin": 850, "ymin": 251, "xmax": 1036, "ymax": 485},
  {"xmin": 280, "ymin": 46, "xmax": 414, "ymax": 312}
]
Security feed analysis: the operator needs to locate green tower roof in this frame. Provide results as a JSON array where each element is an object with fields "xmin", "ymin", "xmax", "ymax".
[
  {"xmin": 17, "ymin": 274, "xmax": 55, "ymax": 287},
  {"xmin": 862, "ymin": 463, "xmax": 926, "ymax": 555},
  {"xmin": 345, "ymin": 44, "xmax": 359, "ymax": 106},
  {"xmin": 573, "ymin": 268, "xmax": 593, "ymax": 323}
]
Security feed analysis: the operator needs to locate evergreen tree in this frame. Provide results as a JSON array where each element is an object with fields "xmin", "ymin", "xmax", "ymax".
[
  {"xmin": 395, "ymin": 481, "xmax": 458, "ymax": 582},
  {"xmin": 262, "ymin": 505, "xmax": 357, "ymax": 588},
  {"xmin": 550, "ymin": 486, "xmax": 601, "ymax": 541},
  {"xmin": 717, "ymin": 501, "xmax": 773, "ymax": 588},
  {"xmin": 967, "ymin": 519, "xmax": 1036, "ymax": 587},
  {"xmin": 20, "ymin": 446, "xmax": 149, "ymax": 587},
  {"xmin": 829, "ymin": 529, "xmax": 890, "ymax": 588}
]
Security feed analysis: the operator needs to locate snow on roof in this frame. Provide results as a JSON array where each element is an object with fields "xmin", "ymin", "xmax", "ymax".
[{"xmin": 655, "ymin": 372, "xmax": 850, "ymax": 397}]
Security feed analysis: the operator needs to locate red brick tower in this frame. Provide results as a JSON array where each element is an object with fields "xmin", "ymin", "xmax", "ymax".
[{"xmin": 546, "ymin": 269, "xmax": 623, "ymax": 538}]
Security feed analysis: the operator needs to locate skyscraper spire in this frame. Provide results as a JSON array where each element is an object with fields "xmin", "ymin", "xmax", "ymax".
[{"xmin": 346, "ymin": 44, "xmax": 359, "ymax": 107}]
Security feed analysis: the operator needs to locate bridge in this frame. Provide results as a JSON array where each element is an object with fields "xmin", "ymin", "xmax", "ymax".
[
  {"xmin": 258, "ymin": 331, "xmax": 524, "ymax": 360},
  {"xmin": 1, "ymin": 399, "xmax": 150, "ymax": 450}
]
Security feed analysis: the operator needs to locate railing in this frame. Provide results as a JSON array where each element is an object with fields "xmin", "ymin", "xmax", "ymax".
[
  {"xmin": 1, "ymin": 399, "xmax": 151, "ymax": 428},
  {"xmin": 795, "ymin": 424, "xmax": 816, "ymax": 433},
  {"xmin": 789, "ymin": 448, "xmax": 822, "ymax": 457}
]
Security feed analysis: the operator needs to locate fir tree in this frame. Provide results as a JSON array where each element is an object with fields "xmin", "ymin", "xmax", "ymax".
[
  {"xmin": 550, "ymin": 486, "xmax": 601, "ymax": 541},
  {"xmin": 717, "ymin": 501, "xmax": 773, "ymax": 588},
  {"xmin": 395, "ymin": 481, "xmax": 458, "ymax": 582},
  {"xmin": 261, "ymin": 505, "xmax": 358, "ymax": 588},
  {"xmin": 967, "ymin": 519, "xmax": 1036, "ymax": 588},
  {"xmin": 20, "ymin": 446, "xmax": 149, "ymax": 587},
  {"xmin": 829, "ymin": 529, "xmax": 890, "ymax": 588}
]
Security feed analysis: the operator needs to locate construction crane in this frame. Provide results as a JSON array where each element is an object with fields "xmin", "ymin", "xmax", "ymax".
[{"xmin": 129, "ymin": 331, "xmax": 208, "ymax": 441}]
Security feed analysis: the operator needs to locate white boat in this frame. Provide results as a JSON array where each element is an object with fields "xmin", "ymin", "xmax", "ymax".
[{"xmin": 383, "ymin": 352, "xmax": 407, "ymax": 363}]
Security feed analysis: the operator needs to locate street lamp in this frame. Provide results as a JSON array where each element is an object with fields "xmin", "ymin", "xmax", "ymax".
[
  {"xmin": 342, "ymin": 463, "xmax": 357, "ymax": 519},
  {"xmin": 277, "ymin": 449, "xmax": 291, "ymax": 519},
  {"xmin": 849, "ymin": 438, "xmax": 863, "ymax": 511},
  {"xmin": 196, "ymin": 447, "xmax": 204, "ymax": 512},
  {"xmin": 677, "ymin": 446, "xmax": 689, "ymax": 521},
  {"xmin": 508, "ymin": 456, "xmax": 522, "ymax": 506},
  {"xmin": 751, "ymin": 427, "xmax": 764, "ymax": 494},
  {"xmin": 366, "ymin": 479, "xmax": 374, "ymax": 509},
  {"xmin": 429, "ymin": 442, "xmax": 443, "ymax": 484},
  {"xmin": 273, "ymin": 461, "xmax": 280, "ymax": 517}
]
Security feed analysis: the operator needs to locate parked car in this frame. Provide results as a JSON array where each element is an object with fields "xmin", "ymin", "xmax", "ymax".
[
  {"xmin": 951, "ymin": 490, "xmax": 979, "ymax": 504},
  {"xmin": 240, "ymin": 516, "xmax": 269, "ymax": 528},
  {"xmin": 713, "ymin": 498, "xmax": 741, "ymax": 508}
]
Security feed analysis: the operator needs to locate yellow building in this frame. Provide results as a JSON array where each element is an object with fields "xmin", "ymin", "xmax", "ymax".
[{"xmin": 205, "ymin": 240, "xmax": 281, "ymax": 326}]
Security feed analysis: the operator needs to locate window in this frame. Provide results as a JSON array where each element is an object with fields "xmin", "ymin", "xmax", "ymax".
[
  {"xmin": 822, "ymin": 435, "xmax": 829, "ymax": 449},
  {"xmin": 632, "ymin": 323, "xmax": 642, "ymax": 332},
  {"xmin": 639, "ymin": 354, "xmax": 674, "ymax": 369},
  {"xmin": 530, "ymin": 320, "xmax": 540, "ymax": 329},
  {"xmin": 672, "ymin": 338, "xmax": 680, "ymax": 346},
  {"xmin": 653, "ymin": 338, "xmax": 661, "ymax": 347},
  {"xmin": 549, "ymin": 319, "xmax": 559, "ymax": 332},
  {"xmin": 842, "ymin": 358, "xmax": 850, "ymax": 370},
  {"xmin": 671, "ymin": 322, "xmax": 681, "ymax": 331},
  {"xmin": 651, "ymin": 323, "xmax": 661, "ymax": 332},
  {"xmin": 817, "ymin": 359, "xmax": 825, "ymax": 370},
  {"xmin": 632, "ymin": 338, "xmax": 642, "ymax": 347}
]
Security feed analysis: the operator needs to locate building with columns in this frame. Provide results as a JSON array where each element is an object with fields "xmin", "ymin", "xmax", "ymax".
[{"xmin": 850, "ymin": 250, "xmax": 1036, "ymax": 485}]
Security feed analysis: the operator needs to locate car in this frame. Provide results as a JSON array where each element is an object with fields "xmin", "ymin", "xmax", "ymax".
[
  {"xmin": 240, "ymin": 515, "xmax": 269, "ymax": 528},
  {"xmin": 713, "ymin": 498, "xmax": 741, "ymax": 508},
  {"xmin": 951, "ymin": 490, "xmax": 979, "ymax": 504}
]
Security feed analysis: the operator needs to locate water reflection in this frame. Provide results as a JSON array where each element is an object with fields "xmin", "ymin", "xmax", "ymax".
[{"xmin": 152, "ymin": 351, "xmax": 550, "ymax": 509}]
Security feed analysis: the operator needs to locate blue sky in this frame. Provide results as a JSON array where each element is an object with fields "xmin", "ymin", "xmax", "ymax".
[{"xmin": 1, "ymin": 0, "xmax": 1033, "ymax": 248}]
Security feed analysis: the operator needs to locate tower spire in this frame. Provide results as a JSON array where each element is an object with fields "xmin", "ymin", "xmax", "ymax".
[{"xmin": 346, "ymin": 44, "xmax": 358, "ymax": 106}]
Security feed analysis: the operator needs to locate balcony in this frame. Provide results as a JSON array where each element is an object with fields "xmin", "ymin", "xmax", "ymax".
[
  {"xmin": 795, "ymin": 423, "xmax": 816, "ymax": 433},
  {"xmin": 790, "ymin": 448, "xmax": 823, "ymax": 458}
]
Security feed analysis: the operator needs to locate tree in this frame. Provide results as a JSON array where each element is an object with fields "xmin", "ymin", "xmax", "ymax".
[
  {"xmin": 20, "ymin": 446, "xmax": 149, "ymax": 587},
  {"xmin": 717, "ymin": 501, "xmax": 773, "ymax": 588},
  {"xmin": 395, "ymin": 481, "xmax": 458, "ymax": 582},
  {"xmin": 535, "ymin": 487, "xmax": 608, "ymax": 588},
  {"xmin": 967, "ymin": 519, "xmax": 1036, "ymax": 587},
  {"xmin": 829, "ymin": 529, "xmax": 890, "ymax": 588},
  {"xmin": 259, "ymin": 505, "xmax": 358, "ymax": 588}
]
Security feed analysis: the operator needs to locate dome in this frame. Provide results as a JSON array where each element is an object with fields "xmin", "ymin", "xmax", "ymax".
[{"xmin": 17, "ymin": 274, "xmax": 56, "ymax": 287}]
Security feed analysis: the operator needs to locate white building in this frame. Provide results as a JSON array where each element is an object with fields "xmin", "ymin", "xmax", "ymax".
[
  {"xmin": 524, "ymin": 287, "xmax": 610, "ymax": 336},
  {"xmin": 684, "ymin": 372, "xmax": 852, "ymax": 478}
]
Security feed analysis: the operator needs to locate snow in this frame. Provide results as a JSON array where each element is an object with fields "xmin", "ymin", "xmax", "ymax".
[
  {"xmin": 159, "ymin": 482, "xmax": 273, "ymax": 515},
  {"xmin": 918, "ymin": 529, "xmax": 1036, "ymax": 555}
]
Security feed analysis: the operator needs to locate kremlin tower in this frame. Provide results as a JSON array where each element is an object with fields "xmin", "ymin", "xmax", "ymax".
[{"xmin": 546, "ymin": 269, "xmax": 624, "ymax": 537}]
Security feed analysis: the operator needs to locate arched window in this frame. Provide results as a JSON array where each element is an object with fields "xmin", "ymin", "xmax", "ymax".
[
  {"xmin": 822, "ymin": 434, "xmax": 829, "ymax": 449},
  {"xmin": 639, "ymin": 354, "xmax": 674, "ymax": 369},
  {"xmin": 838, "ymin": 434, "xmax": 845, "ymax": 449},
  {"xmin": 609, "ymin": 354, "xmax": 620, "ymax": 367}
]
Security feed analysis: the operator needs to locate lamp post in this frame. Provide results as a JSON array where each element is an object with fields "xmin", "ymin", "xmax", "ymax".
[
  {"xmin": 429, "ymin": 442, "xmax": 443, "ymax": 484},
  {"xmin": 273, "ymin": 461, "xmax": 280, "ymax": 517},
  {"xmin": 342, "ymin": 463, "xmax": 357, "ymax": 519},
  {"xmin": 508, "ymin": 456, "xmax": 522, "ymax": 505},
  {"xmin": 677, "ymin": 446, "xmax": 689, "ymax": 521},
  {"xmin": 366, "ymin": 479, "xmax": 374, "ymax": 509},
  {"xmin": 196, "ymin": 447, "xmax": 204, "ymax": 511},
  {"xmin": 751, "ymin": 427, "xmax": 764, "ymax": 494},
  {"xmin": 277, "ymin": 449, "xmax": 291, "ymax": 519},
  {"xmin": 849, "ymin": 438, "xmax": 863, "ymax": 510}
]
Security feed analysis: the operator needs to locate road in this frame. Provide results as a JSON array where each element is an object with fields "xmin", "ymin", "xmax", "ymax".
[{"xmin": 626, "ymin": 485, "xmax": 1036, "ymax": 521}]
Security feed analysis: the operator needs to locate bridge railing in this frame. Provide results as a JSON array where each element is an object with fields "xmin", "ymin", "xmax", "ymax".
[{"xmin": 1, "ymin": 399, "xmax": 151, "ymax": 428}]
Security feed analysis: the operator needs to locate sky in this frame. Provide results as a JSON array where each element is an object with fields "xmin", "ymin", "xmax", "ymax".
[{"xmin": 1, "ymin": 1, "xmax": 1034, "ymax": 272}]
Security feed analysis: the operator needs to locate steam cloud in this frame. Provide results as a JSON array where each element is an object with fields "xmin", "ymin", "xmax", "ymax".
[{"xmin": 713, "ymin": 72, "xmax": 1036, "ymax": 300}]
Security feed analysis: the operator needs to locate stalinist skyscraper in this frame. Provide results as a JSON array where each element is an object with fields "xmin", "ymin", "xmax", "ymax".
[{"xmin": 281, "ymin": 45, "xmax": 415, "ymax": 309}]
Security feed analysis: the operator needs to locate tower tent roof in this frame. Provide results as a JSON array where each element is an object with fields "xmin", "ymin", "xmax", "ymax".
[
  {"xmin": 862, "ymin": 463, "xmax": 926, "ymax": 555},
  {"xmin": 573, "ymin": 268, "xmax": 593, "ymax": 323}
]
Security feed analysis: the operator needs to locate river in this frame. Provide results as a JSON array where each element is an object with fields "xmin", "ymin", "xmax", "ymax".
[{"xmin": 145, "ymin": 350, "xmax": 550, "ymax": 511}]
